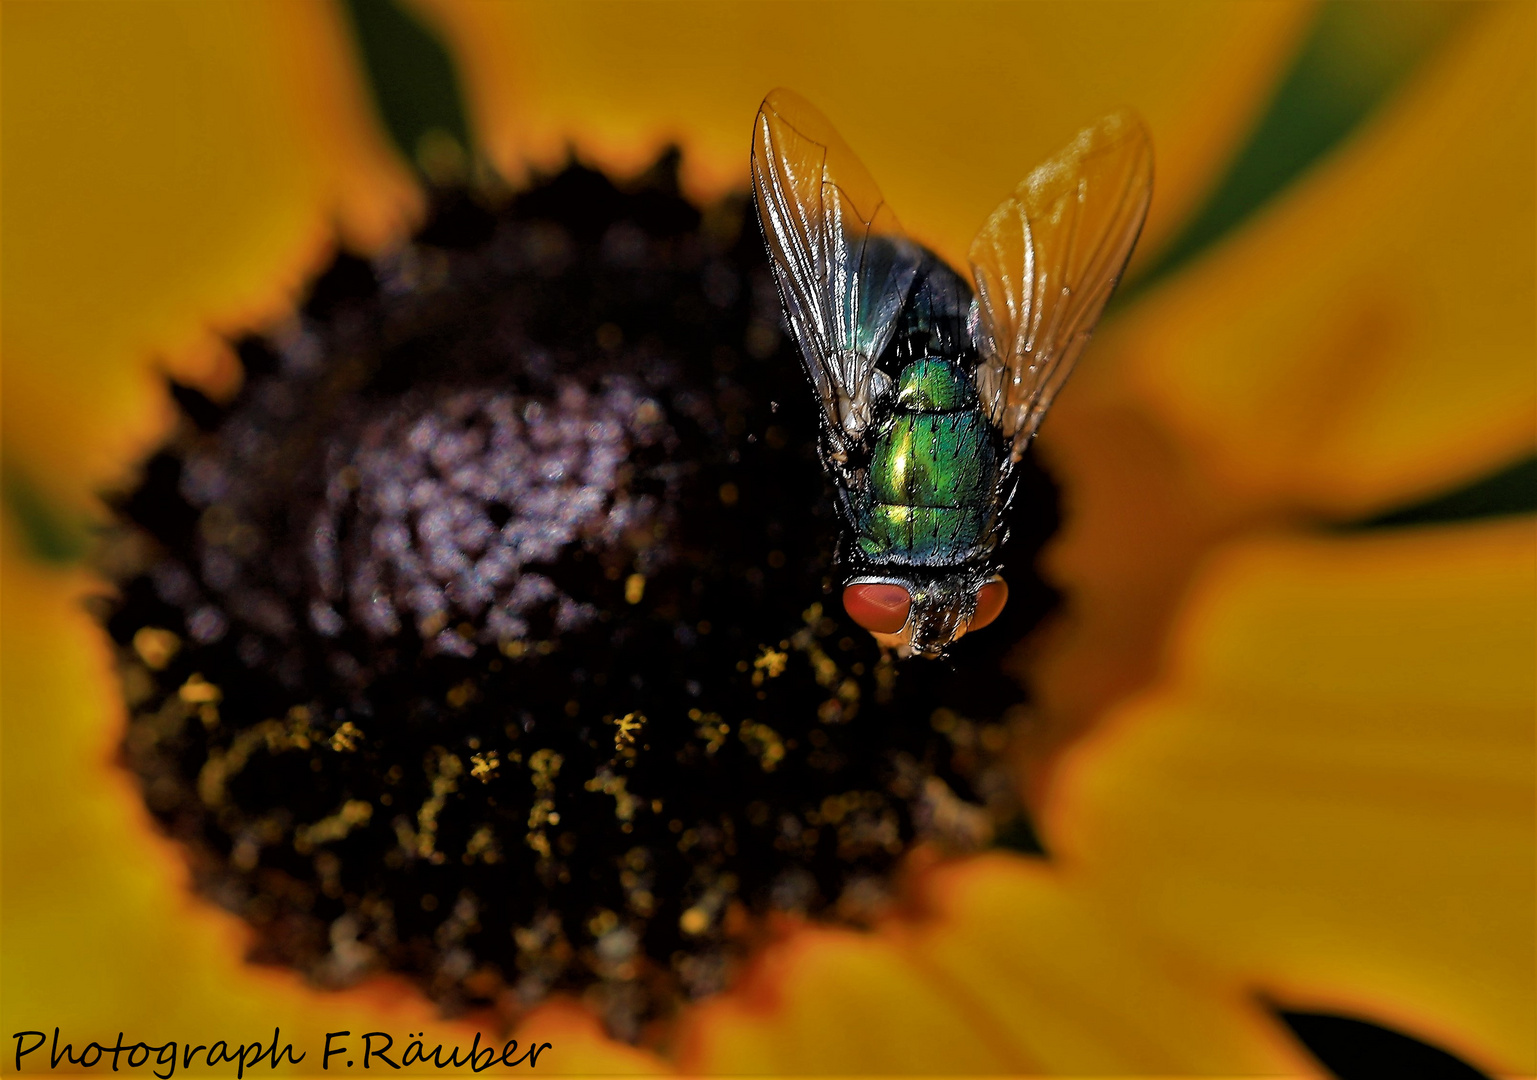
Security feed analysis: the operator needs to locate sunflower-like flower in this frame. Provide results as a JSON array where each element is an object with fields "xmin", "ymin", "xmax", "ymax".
[{"xmin": 3, "ymin": 2, "xmax": 1531, "ymax": 1076}]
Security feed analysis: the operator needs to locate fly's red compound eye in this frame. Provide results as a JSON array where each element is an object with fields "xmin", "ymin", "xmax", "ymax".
[
  {"xmin": 970, "ymin": 578, "xmax": 1008, "ymax": 631},
  {"xmin": 843, "ymin": 583, "xmax": 912, "ymax": 635}
]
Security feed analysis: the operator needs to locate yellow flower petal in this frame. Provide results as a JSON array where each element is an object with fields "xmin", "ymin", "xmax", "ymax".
[
  {"xmin": 902, "ymin": 855, "xmax": 1309, "ymax": 1074},
  {"xmin": 1101, "ymin": 2, "xmax": 1537, "ymax": 513},
  {"xmin": 2, "ymin": 0, "xmax": 418, "ymax": 508},
  {"xmin": 1021, "ymin": 395, "xmax": 1265, "ymax": 760},
  {"xmin": 677, "ymin": 921, "xmax": 1027, "ymax": 1072},
  {"xmin": 412, "ymin": 0, "xmax": 1310, "ymax": 271},
  {"xmin": 1048, "ymin": 518, "xmax": 1537, "ymax": 1073},
  {"xmin": 675, "ymin": 854, "xmax": 1315, "ymax": 1074}
]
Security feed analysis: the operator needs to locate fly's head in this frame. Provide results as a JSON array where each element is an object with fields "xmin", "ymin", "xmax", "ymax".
[{"xmin": 842, "ymin": 570, "xmax": 1008, "ymax": 659}]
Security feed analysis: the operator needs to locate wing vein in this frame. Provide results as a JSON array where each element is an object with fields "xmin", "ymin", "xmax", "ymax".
[{"xmin": 968, "ymin": 110, "xmax": 1153, "ymax": 459}]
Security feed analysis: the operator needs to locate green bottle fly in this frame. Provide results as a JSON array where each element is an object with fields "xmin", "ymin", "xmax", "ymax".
[{"xmin": 752, "ymin": 89, "xmax": 1152, "ymax": 656}]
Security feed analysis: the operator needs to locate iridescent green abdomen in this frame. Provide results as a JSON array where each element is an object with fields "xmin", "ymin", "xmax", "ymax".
[{"xmin": 855, "ymin": 358, "xmax": 998, "ymax": 566}]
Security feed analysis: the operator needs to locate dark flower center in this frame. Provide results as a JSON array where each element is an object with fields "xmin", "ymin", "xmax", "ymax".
[{"xmin": 101, "ymin": 156, "xmax": 1059, "ymax": 1041}]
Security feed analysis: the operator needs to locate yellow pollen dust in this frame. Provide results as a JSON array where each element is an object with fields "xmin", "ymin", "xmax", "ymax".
[
  {"xmin": 754, "ymin": 646, "xmax": 788, "ymax": 679},
  {"xmin": 294, "ymin": 799, "xmax": 373, "ymax": 854},
  {"xmin": 691, "ymin": 709, "xmax": 729, "ymax": 754},
  {"xmin": 624, "ymin": 573, "xmax": 645, "ymax": 604},
  {"xmin": 419, "ymin": 611, "xmax": 448, "ymax": 638},
  {"xmin": 612, "ymin": 712, "xmax": 646, "ymax": 751},
  {"xmin": 525, "ymin": 749, "xmax": 564, "ymax": 858},
  {"xmin": 589, "ymin": 909, "xmax": 619, "ymax": 936},
  {"xmin": 177, "ymin": 673, "xmax": 221, "ymax": 705},
  {"xmin": 738, "ymin": 720, "xmax": 786, "ymax": 772},
  {"xmin": 132, "ymin": 627, "xmax": 180, "ymax": 670},
  {"xmin": 470, "ymin": 751, "xmax": 501, "ymax": 781},
  {"xmin": 329, "ymin": 721, "xmax": 362, "ymax": 752}
]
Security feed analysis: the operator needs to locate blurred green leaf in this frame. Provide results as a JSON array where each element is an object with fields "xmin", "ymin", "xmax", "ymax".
[
  {"xmin": 1124, "ymin": 0, "xmax": 1474, "ymax": 300},
  {"xmin": 341, "ymin": 0, "xmax": 473, "ymax": 183},
  {"xmin": 1342, "ymin": 455, "xmax": 1537, "ymax": 530},
  {"xmin": 3, "ymin": 464, "xmax": 89, "ymax": 564}
]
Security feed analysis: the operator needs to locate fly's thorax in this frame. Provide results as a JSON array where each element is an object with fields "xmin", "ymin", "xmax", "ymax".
[{"xmin": 894, "ymin": 356, "xmax": 977, "ymax": 411}]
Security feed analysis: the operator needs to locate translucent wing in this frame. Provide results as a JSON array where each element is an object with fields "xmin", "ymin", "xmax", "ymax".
[
  {"xmin": 752, "ymin": 89, "xmax": 919, "ymax": 460},
  {"xmin": 970, "ymin": 110, "xmax": 1152, "ymax": 459}
]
